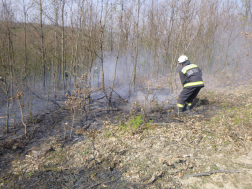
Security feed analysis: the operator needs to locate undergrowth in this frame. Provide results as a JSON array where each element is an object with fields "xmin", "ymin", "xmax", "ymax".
[
  {"xmin": 197, "ymin": 88, "xmax": 252, "ymax": 152},
  {"xmin": 5, "ymin": 87, "xmax": 252, "ymax": 189},
  {"xmin": 128, "ymin": 115, "xmax": 143, "ymax": 130}
]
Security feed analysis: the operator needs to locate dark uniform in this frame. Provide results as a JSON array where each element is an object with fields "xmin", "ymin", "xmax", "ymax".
[{"xmin": 177, "ymin": 60, "xmax": 204, "ymax": 112}]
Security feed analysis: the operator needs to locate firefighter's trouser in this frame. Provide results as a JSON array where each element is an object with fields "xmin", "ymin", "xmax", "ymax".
[{"xmin": 177, "ymin": 87, "xmax": 203, "ymax": 110}]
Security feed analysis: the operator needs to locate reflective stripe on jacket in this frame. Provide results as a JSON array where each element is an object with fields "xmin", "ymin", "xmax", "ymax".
[{"xmin": 179, "ymin": 60, "xmax": 204, "ymax": 88}]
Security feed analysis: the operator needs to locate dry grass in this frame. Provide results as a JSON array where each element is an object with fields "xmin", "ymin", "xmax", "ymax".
[{"xmin": 6, "ymin": 84, "xmax": 252, "ymax": 188}]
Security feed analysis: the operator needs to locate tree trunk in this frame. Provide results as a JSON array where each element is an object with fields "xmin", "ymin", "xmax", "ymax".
[
  {"xmin": 40, "ymin": 0, "xmax": 46, "ymax": 89},
  {"xmin": 132, "ymin": 0, "xmax": 140, "ymax": 93},
  {"xmin": 61, "ymin": 0, "xmax": 66, "ymax": 92}
]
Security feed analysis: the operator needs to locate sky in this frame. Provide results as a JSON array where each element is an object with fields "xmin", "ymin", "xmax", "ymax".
[{"xmin": 7, "ymin": 0, "xmax": 247, "ymax": 26}]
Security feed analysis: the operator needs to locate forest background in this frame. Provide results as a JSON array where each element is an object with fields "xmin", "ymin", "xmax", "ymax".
[{"xmin": 0, "ymin": 0, "xmax": 252, "ymax": 132}]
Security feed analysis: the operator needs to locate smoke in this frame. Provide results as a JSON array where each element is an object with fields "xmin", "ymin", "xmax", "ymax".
[
  {"xmin": 0, "ymin": 77, "xmax": 68, "ymax": 127},
  {"xmin": 89, "ymin": 22, "xmax": 252, "ymax": 112},
  {"xmin": 2, "ymin": 22, "xmax": 252, "ymax": 127}
]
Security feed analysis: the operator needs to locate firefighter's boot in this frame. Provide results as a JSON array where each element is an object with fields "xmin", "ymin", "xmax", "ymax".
[{"xmin": 184, "ymin": 102, "xmax": 192, "ymax": 113}]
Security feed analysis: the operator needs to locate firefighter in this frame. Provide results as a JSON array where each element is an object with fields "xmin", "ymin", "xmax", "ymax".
[{"xmin": 174, "ymin": 55, "xmax": 204, "ymax": 115}]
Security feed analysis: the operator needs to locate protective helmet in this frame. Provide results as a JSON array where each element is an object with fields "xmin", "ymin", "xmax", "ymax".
[{"xmin": 178, "ymin": 55, "xmax": 188, "ymax": 64}]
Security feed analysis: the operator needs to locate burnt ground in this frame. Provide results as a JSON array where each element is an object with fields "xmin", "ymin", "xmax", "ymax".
[{"xmin": 0, "ymin": 86, "xmax": 252, "ymax": 188}]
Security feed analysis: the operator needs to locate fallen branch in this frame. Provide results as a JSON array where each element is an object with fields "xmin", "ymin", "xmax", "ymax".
[
  {"xmin": 23, "ymin": 84, "xmax": 60, "ymax": 107},
  {"xmin": 105, "ymin": 84, "xmax": 126, "ymax": 101},
  {"xmin": 92, "ymin": 95, "xmax": 106, "ymax": 102},
  {"xmin": 144, "ymin": 171, "xmax": 163, "ymax": 184},
  {"xmin": 182, "ymin": 169, "xmax": 245, "ymax": 179},
  {"xmin": 88, "ymin": 177, "xmax": 120, "ymax": 188},
  {"xmin": 93, "ymin": 108, "xmax": 120, "ymax": 113},
  {"xmin": 166, "ymin": 93, "xmax": 180, "ymax": 101}
]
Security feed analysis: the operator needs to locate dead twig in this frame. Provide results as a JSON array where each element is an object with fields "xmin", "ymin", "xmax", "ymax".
[
  {"xmin": 105, "ymin": 84, "xmax": 126, "ymax": 101},
  {"xmin": 144, "ymin": 171, "xmax": 163, "ymax": 184},
  {"xmin": 182, "ymin": 169, "xmax": 246, "ymax": 179},
  {"xmin": 88, "ymin": 176, "xmax": 120, "ymax": 188},
  {"xmin": 23, "ymin": 84, "xmax": 60, "ymax": 107},
  {"xmin": 166, "ymin": 93, "xmax": 180, "ymax": 102}
]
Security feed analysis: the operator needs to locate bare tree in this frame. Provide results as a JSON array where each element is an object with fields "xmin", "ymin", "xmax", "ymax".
[
  {"xmin": 22, "ymin": 0, "xmax": 33, "ymax": 74},
  {"xmin": 39, "ymin": 0, "xmax": 46, "ymax": 89},
  {"xmin": 1, "ymin": 0, "xmax": 15, "ymax": 133},
  {"xmin": 108, "ymin": 0, "xmax": 124, "ymax": 107},
  {"xmin": 132, "ymin": 0, "xmax": 140, "ymax": 93},
  {"xmin": 61, "ymin": 0, "xmax": 66, "ymax": 92}
]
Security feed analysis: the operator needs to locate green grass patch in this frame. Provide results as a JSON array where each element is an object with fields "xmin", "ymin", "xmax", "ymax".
[
  {"xmin": 105, "ymin": 129, "xmax": 111, "ymax": 138},
  {"xmin": 128, "ymin": 115, "xmax": 143, "ymax": 130},
  {"xmin": 28, "ymin": 171, "xmax": 35, "ymax": 177}
]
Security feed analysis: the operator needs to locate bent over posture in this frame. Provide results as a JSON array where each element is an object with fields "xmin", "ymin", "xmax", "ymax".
[{"xmin": 176, "ymin": 55, "xmax": 204, "ymax": 114}]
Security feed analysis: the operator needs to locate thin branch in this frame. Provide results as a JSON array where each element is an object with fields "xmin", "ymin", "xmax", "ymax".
[
  {"xmin": 23, "ymin": 84, "xmax": 60, "ymax": 107},
  {"xmin": 182, "ymin": 169, "xmax": 246, "ymax": 180}
]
